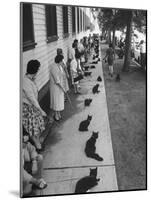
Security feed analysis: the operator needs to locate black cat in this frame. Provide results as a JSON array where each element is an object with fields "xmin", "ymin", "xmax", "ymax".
[
  {"xmin": 92, "ymin": 55, "xmax": 96, "ymax": 60},
  {"xmin": 91, "ymin": 61, "xmax": 98, "ymax": 64},
  {"xmin": 84, "ymin": 66, "xmax": 89, "ymax": 71},
  {"xmin": 95, "ymin": 50, "xmax": 99, "ymax": 54},
  {"xmin": 75, "ymin": 167, "xmax": 100, "ymax": 193},
  {"xmin": 79, "ymin": 115, "xmax": 92, "ymax": 131},
  {"xmin": 84, "ymin": 98, "xmax": 92, "ymax": 106},
  {"xmin": 90, "ymin": 65, "xmax": 95, "ymax": 69},
  {"xmin": 92, "ymin": 84, "xmax": 100, "ymax": 94},
  {"xmin": 85, "ymin": 132, "xmax": 103, "ymax": 161},
  {"xmin": 84, "ymin": 71, "xmax": 92, "ymax": 77},
  {"xmin": 97, "ymin": 76, "xmax": 102, "ymax": 82},
  {"xmin": 115, "ymin": 73, "xmax": 120, "ymax": 82}
]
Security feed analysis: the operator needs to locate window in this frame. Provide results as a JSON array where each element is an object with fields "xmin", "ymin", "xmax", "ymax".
[
  {"xmin": 83, "ymin": 11, "xmax": 85, "ymax": 31},
  {"xmin": 77, "ymin": 7, "xmax": 80, "ymax": 33},
  {"xmin": 45, "ymin": 5, "xmax": 58, "ymax": 43},
  {"xmin": 22, "ymin": 3, "xmax": 36, "ymax": 51},
  {"xmin": 63, "ymin": 6, "xmax": 69, "ymax": 37},
  {"xmin": 72, "ymin": 7, "xmax": 76, "ymax": 34},
  {"xmin": 80, "ymin": 9, "xmax": 82, "ymax": 31}
]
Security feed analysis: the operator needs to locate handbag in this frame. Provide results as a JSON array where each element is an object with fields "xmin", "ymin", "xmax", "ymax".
[{"xmin": 74, "ymin": 74, "xmax": 83, "ymax": 82}]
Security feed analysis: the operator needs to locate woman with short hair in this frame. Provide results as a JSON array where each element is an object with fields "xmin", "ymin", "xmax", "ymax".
[{"xmin": 22, "ymin": 59, "xmax": 47, "ymax": 150}]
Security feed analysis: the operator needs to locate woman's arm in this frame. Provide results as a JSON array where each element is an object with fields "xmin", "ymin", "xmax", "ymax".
[
  {"xmin": 51, "ymin": 66, "xmax": 66, "ymax": 93},
  {"xmin": 62, "ymin": 61, "xmax": 69, "ymax": 78},
  {"xmin": 103, "ymin": 53, "xmax": 107, "ymax": 60},
  {"xmin": 103, "ymin": 49, "xmax": 108, "ymax": 60},
  {"xmin": 56, "ymin": 83, "xmax": 65, "ymax": 93},
  {"xmin": 23, "ymin": 88, "xmax": 46, "ymax": 116}
]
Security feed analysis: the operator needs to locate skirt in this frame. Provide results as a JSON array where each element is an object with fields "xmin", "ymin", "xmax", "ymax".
[{"xmin": 22, "ymin": 103, "xmax": 45, "ymax": 137}]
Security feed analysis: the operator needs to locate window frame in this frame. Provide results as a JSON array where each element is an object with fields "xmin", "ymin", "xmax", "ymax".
[
  {"xmin": 77, "ymin": 7, "xmax": 80, "ymax": 33},
  {"xmin": 72, "ymin": 6, "xmax": 76, "ymax": 34},
  {"xmin": 45, "ymin": 5, "xmax": 58, "ymax": 43},
  {"xmin": 22, "ymin": 3, "xmax": 37, "ymax": 52},
  {"xmin": 80, "ymin": 9, "xmax": 82, "ymax": 32},
  {"xmin": 62, "ymin": 6, "xmax": 69, "ymax": 38}
]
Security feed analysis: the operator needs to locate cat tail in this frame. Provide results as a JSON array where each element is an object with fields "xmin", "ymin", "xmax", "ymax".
[{"xmin": 91, "ymin": 153, "xmax": 103, "ymax": 161}]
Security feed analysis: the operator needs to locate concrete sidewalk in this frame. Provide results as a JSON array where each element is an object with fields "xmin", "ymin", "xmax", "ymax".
[{"xmin": 38, "ymin": 47, "xmax": 118, "ymax": 196}]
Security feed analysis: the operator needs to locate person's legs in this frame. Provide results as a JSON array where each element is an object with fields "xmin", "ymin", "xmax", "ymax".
[
  {"xmin": 109, "ymin": 65, "xmax": 113, "ymax": 76},
  {"xmin": 73, "ymin": 83, "xmax": 78, "ymax": 93},
  {"xmin": 58, "ymin": 111, "xmax": 61, "ymax": 119},
  {"xmin": 54, "ymin": 111, "xmax": 60, "ymax": 121},
  {"xmin": 31, "ymin": 135, "xmax": 42, "ymax": 150},
  {"xmin": 108, "ymin": 65, "xmax": 111, "ymax": 75},
  {"xmin": 110, "ymin": 65, "xmax": 114, "ymax": 75}
]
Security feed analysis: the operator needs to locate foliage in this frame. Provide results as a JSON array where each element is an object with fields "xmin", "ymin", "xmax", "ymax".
[{"xmin": 97, "ymin": 8, "xmax": 146, "ymax": 33}]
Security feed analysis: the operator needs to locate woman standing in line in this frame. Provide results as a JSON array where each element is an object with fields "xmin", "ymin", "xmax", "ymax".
[
  {"xmin": 56, "ymin": 48, "xmax": 69, "ymax": 94},
  {"xmin": 70, "ymin": 41, "xmax": 82, "ymax": 94},
  {"xmin": 49, "ymin": 54, "xmax": 65, "ymax": 121},
  {"xmin": 22, "ymin": 60, "xmax": 47, "ymax": 150}
]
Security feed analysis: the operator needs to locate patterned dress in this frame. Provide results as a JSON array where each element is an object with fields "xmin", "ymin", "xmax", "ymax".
[{"xmin": 22, "ymin": 76, "xmax": 45, "ymax": 137}]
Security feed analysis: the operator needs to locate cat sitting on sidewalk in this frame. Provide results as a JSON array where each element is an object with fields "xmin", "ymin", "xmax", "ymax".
[
  {"xmin": 79, "ymin": 115, "xmax": 92, "ymax": 131},
  {"xmin": 85, "ymin": 131, "xmax": 103, "ymax": 161},
  {"xmin": 75, "ymin": 167, "xmax": 100, "ymax": 193}
]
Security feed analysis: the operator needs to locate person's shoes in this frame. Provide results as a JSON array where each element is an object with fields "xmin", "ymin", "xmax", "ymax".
[
  {"xmin": 34, "ymin": 178, "xmax": 47, "ymax": 189},
  {"xmin": 53, "ymin": 116, "xmax": 60, "ymax": 122}
]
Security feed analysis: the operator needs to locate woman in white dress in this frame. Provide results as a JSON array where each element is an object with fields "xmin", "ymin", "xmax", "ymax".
[
  {"xmin": 49, "ymin": 55, "xmax": 65, "ymax": 121},
  {"xmin": 57, "ymin": 48, "xmax": 69, "ymax": 93}
]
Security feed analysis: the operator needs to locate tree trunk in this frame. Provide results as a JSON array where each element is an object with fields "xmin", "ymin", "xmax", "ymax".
[
  {"xmin": 108, "ymin": 29, "xmax": 111, "ymax": 44},
  {"xmin": 112, "ymin": 27, "xmax": 116, "ymax": 50},
  {"xmin": 122, "ymin": 11, "xmax": 133, "ymax": 72},
  {"xmin": 106, "ymin": 29, "xmax": 111, "ymax": 44}
]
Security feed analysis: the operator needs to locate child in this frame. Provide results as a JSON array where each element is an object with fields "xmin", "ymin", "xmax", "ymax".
[
  {"xmin": 22, "ymin": 126, "xmax": 43, "ymax": 175},
  {"xmin": 22, "ymin": 126, "xmax": 47, "ymax": 195}
]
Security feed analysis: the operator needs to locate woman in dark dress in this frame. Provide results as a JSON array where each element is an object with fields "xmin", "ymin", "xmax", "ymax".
[{"xmin": 103, "ymin": 43, "xmax": 115, "ymax": 77}]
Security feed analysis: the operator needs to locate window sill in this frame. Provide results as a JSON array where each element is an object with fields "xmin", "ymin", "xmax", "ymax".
[
  {"xmin": 23, "ymin": 41, "xmax": 37, "ymax": 52},
  {"xmin": 46, "ymin": 35, "xmax": 59, "ymax": 43}
]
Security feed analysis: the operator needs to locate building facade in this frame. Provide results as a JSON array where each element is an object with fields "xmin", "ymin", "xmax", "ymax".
[{"xmin": 21, "ymin": 3, "xmax": 94, "ymax": 101}]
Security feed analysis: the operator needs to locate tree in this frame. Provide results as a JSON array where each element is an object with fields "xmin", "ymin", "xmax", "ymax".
[
  {"xmin": 97, "ymin": 8, "xmax": 115, "ymax": 44},
  {"xmin": 97, "ymin": 8, "xmax": 146, "ymax": 72},
  {"xmin": 122, "ymin": 10, "xmax": 133, "ymax": 71}
]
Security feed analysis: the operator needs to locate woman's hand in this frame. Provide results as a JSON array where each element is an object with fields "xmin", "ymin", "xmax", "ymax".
[{"xmin": 41, "ymin": 110, "xmax": 47, "ymax": 117}]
